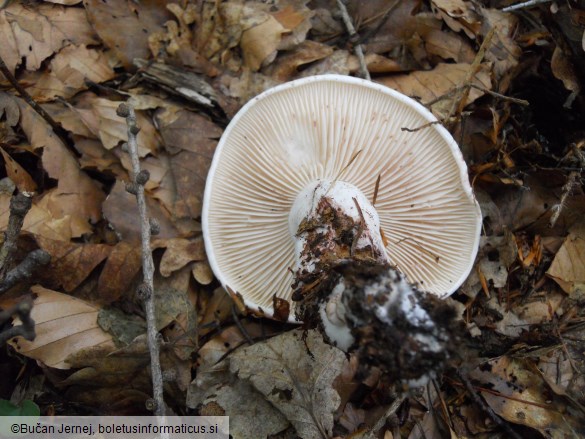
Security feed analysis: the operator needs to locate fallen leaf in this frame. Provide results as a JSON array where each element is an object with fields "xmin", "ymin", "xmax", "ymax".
[
  {"xmin": 241, "ymin": 15, "xmax": 286, "ymax": 71},
  {"xmin": 431, "ymin": 0, "xmax": 481, "ymax": 38},
  {"xmin": 269, "ymin": 40, "xmax": 333, "ymax": 81},
  {"xmin": 0, "ymin": 3, "xmax": 97, "ymax": 73},
  {"xmin": 230, "ymin": 329, "xmax": 347, "ymax": 439},
  {"xmin": 36, "ymin": 237, "xmax": 112, "ymax": 292},
  {"xmin": 102, "ymin": 180, "xmax": 178, "ymax": 244},
  {"xmin": 0, "ymin": 147, "xmax": 37, "ymax": 193},
  {"xmin": 28, "ymin": 45, "xmax": 115, "ymax": 100},
  {"xmin": 157, "ymin": 237, "xmax": 206, "ymax": 277},
  {"xmin": 90, "ymin": 97, "xmax": 160, "ymax": 156},
  {"xmin": 377, "ymin": 63, "xmax": 491, "ymax": 119},
  {"xmin": 469, "ymin": 356, "xmax": 584, "ymax": 437},
  {"xmin": 0, "ymin": 192, "xmax": 73, "ymax": 241},
  {"xmin": 17, "ymin": 98, "xmax": 105, "ymax": 235},
  {"xmin": 96, "ymin": 241, "xmax": 141, "ymax": 303},
  {"xmin": 547, "ymin": 221, "xmax": 585, "ymax": 298},
  {"xmin": 83, "ymin": 0, "xmax": 172, "ymax": 68},
  {"xmin": 1, "ymin": 286, "xmax": 115, "ymax": 369}
]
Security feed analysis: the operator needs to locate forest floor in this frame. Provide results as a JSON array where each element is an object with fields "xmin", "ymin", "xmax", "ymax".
[{"xmin": 0, "ymin": 1, "xmax": 584, "ymax": 438}]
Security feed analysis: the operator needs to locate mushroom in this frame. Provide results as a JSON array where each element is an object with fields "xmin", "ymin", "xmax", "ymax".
[{"xmin": 202, "ymin": 74, "xmax": 481, "ymax": 323}]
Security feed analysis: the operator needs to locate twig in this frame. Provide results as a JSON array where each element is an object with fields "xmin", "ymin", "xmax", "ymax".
[
  {"xmin": 0, "ymin": 193, "xmax": 32, "ymax": 280},
  {"xmin": 336, "ymin": 0, "xmax": 370, "ymax": 80},
  {"xmin": 0, "ymin": 55, "xmax": 71, "ymax": 149},
  {"xmin": 455, "ymin": 368, "xmax": 523, "ymax": 439},
  {"xmin": 231, "ymin": 303, "xmax": 254, "ymax": 346},
  {"xmin": 0, "ymin": 249, "xmax": 51, "ymax": 294},
  {"xmin": 548, "ymin": 171, "xmax": 579, "ymax": 228},
  {"xmin": 368, "ymin": 395, "xmax": 406, "ymax": 436},
  {"xmin": 502, "ymin": 0, "xmax": 552, "ymax": 12},
  {"xmin": 0, "ymin": 299, "xmax": 35, "ymax": 346},
  {"xmin": 117, "ymin": 103, "xmax": 166, "ymax": 416}
]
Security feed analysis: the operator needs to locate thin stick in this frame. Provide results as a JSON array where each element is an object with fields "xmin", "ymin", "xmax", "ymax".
[
  {"xmin": 117, "ymin": 103, "xmax": 166, "ymax": 416},
  {"xmin": 502, "ymin": 0, "xmax": 552, "ymax": 12},
  {"xmin": 0, "ymin": 193, "xmax": 32, "ymax": 280},
  {"xmin": 336, "ymin": 0, "xmax": 371, "ymax": 80},
  {"xmin": 372, "ymin": 174, "xmax": 381, "ymax": 206}
]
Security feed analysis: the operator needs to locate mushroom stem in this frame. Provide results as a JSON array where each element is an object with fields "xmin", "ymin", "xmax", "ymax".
[{"xmin": 291, "ymin": 179, "xmax": 459, "ymax": 388}]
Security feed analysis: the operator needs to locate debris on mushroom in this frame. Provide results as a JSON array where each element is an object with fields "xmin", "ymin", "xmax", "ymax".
[{"xmin": 202, "ymin": 74, "xmax": 481, "ymax": 386}]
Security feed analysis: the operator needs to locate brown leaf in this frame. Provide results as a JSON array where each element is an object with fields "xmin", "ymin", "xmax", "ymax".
[
  {"xmin": 17, "ymin": 98, "xmax": 105, "ymax": 234},
  {"xmin": 28, "ymin": 45, "xmax": 115, "ymax": 100},
  {"xmin": 157, "ymin": 237, "xmax": 206, "ymax": 277},
  {"xmin": 0, "ymin": 192, "xmax": 73, "ymax": 241},
  {"xmin": 97, "ymin": 241, "xmax": 141, "ymax": 303},
  {"xmin": 431, "ymin": 0, "xmax": 481, "ymax": 38},
  {"xmin": 0, "ymin": 286, "xmax": 115, "ymax": 369},
  {"xmin": 269, "ymin": 40, "xmax": 333, "ymax": 81},
  {"xmin": 377, "ymin": 63, "xmax": 491, "ymax": 119},
  {"xmin": 546, "ymin": 221, "xmax": 585, "ymax": 298},
  {"xmin": 90, "ymin": 97, "xmax": 160, "ymax": 156},
  {"xmin": 0, "ymin": 3, "xmax": 97, "ymax": 73},
  {"xmin": 103, "ymin": 180, "xmax": 178, "ymax": 244},
  {"xmin": 83, "ymin": 0, "xmax": 172, "ymax": 68},
  {"xmin": 241, "ymin": 15, "xmax": 286, "ymax": 71},
  {"xmin": 0, "ymin": 147, "xmax": 37, "ymax": 193},
  {"xmin": 36, "ymin": 237, "xmax": 112, "ymax": 292}
]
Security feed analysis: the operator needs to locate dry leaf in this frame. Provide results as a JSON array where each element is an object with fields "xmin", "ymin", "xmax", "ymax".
[
  {"xmin": 0, "ymin": 147, "xmax": 37, "ymax": 193},
  {"xmin": 103, "ymin": 180, "xmax": 177, "ymax": 243},
  {"xmin": 17, "ymin": 98, "xmax": 105, "ymax": 234},
  {"xmin": 0, "ymin": 3, "xmax": 97, "ymax": 73},
  {"xmin": 230, "ymin": 329, "xmax": 347, "ymax": 439},
  {"xmin": 96, "ymin": 241, "xmax": 141, "ymax": 303},
  {"xmin": 269, "ymin": 40, "xmax": 333, "ymax": 81},
  {"xmin": 36, "ymin": 237, "xmax": 112, "ymax": 292},
  {"xmin": 83, "ymin": 0, "xmax": 172, "ymax": 68},
  {"xmin": 0, "ymin": 192, "xmax": 73, "ymax": 241},
  {"xmin": 157, "ymin": 237, "xmax": 206, "ymax": 277},
  {"xmin": 547, "ymin": 221, "xmax": 585, "ymax": 298},
  {"xmin": 431, "ymin": 0, "xmax": 481, "ymax": 38},
  {"xmin": 28, "ymin": 45, "xmax": 115, "ymax": 100},
  {"xmin": 90, "ymin": 97, "xmax": 160, "ymax": 156},
  {"xmin": 469, "ymin": 357, "xmax": 584, "ymax": 437},
  {"xmin": 241, "ymin": 15, "xmax": 286, "ymax": 71},
  {"xmin": 1, "ymin": 286, "xmax": 115, "ymax": 369},
  {"xmin": 377, "ymin": 63, "xmax": 491, "ymax": 119}
]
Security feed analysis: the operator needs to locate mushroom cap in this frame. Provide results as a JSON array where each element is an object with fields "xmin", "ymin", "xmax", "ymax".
[{"xmin": 202, "ymin": 74, "xmax": 481, "ymax": 321}]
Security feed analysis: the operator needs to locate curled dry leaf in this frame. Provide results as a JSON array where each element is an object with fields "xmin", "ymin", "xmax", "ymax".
[
  {"xmin": 0, "ymin": 286, "xmax": 115, "ymax": 369},
  {"xmin": 229, "ymin": 329, "xmax": 347, "ymax": 439}
]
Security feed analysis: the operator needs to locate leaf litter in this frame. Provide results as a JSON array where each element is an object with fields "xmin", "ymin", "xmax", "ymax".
[{"xmin": 0, "ymin": 0, "xmax": 583, "ymax": 436}]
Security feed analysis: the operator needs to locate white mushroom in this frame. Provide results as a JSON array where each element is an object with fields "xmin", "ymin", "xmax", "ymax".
[{"xmin": 202, "ymin": 74, "xmax": 481, "ymax": 322}]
